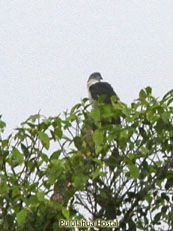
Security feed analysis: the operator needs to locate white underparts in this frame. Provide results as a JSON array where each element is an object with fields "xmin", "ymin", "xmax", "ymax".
[
  {"xmin": 87, "ymin": 79, "xmax": 99, "ymax": 88},
  {"xmin": 87, "ymin": 79, "xmax": 99, "ymax": 103}
]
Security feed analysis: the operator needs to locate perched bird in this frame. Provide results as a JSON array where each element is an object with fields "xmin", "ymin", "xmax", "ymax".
[
  {"xmin": 87, "ymin": 72, "xmax": 120, "ymax": 104},
  {"xmin": 87, "ymin": 72, "xmax": 120, "ymax": 125}
]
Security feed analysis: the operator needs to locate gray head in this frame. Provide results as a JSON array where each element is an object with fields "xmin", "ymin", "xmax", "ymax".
[{"xmin": 88, "ymin": 72, "xmax": 103, "ymax": 82}]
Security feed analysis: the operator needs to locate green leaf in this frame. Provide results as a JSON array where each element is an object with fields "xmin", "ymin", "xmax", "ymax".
[
  {"xmin": 71, "ymin": 103, "xmax": 81, "ymax": 114},
  {"xmin": 38, "ymin": 131, "xmax": 50, "ymax": 149},
  {"xmin": 161, "ymin": 112, "xmax": 170, "ymax": 123},
  {"xmin": 73, "ymin": 175, "xmax": 88, "ymax": 190},
  {"xmin": 146, "ymin": 86, "xmax": 152, "ymax": 95},
  {"xmin": 128, "ymin": 153, "xmax": 135, "ymax": 160},
  {"xmin": 92, "ymin": 107, "xmax": 101, "ymax": 122},
  {"xmin": 0, "ymin": 181, "xmax": 9, "ymax": 194},
  {"xmin": 128, "ymin": 164, "xmax": 139, "ymax": 180},
  {"xmin": 50, "ymin": 150, "xmax": 61, "ymax": 160},
  {"xmin": 162, "ymin": 89, "xmax": 173, "ymax": 102},
  {"xmin": 96, "ymin": 145, "xmax": 103, "ymax": 154},
  {"xmin": 93, "ymin": 129, "xmax": 104, "ymax": 146},
  {"xmin": 62, "ymin": 208, "xmax": 70, "ymax": 219},
  {"xmin": 0, "ymin": 119, "xmax": 6, "ymax": 131},
  {"xmin": 29, "ymin": 114, "xmax": 41, "ymax": 122},
  {"xmin": 41, "ymin": 153, "xmax": 49, "ymax": 162},
  {"xmin": 139, "ymin": 89, "xmax": 146, "ymax": 99},
  {"xmin": 122, "ymin": 107, "xmax": 131, "ymax": 117},
  {"xmin": 2, "ymin": 139, "xmax": 9, "ymax": 147},
  {"xmin": 92, "ymin": 168, "xmax": 101, "ymax": 180},
  {"xmin": 154, "ymin": 212, "xmax": 161, "ymax": 223},
  {"xmin": 74, "ymin": 136, "xmax": 82, "ymax": 149},
  {"xmin": 37, "ymin": 192, "xmax": 45, "ymax": 201},
  {"xmin": 12, "ymin": 148, "xmax": 24, "ymax": 166},
  {"xmin": 102, "ymin": 104, "xmax": 113, "ymax": 117},
  {"xmin": 21, "ymin": 114, "xmax": 41, "ymax": 126},
  {"xmin": 54, "ymin": 128, "xmax": 63, "ymax": 139},
  {"xmin": 82, "ymin": 97, "xmax": 89, "ymax": 103},
  {"xmin": 120, "ymin": 129, "xmax": 128, "ymax": 139},
  {"xmin": 16, "ymin": 209, "xmax": 27, "ymax": 226}
]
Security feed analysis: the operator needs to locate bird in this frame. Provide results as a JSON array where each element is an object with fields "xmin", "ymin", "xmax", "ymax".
[{"xmin": 87, "ymin": 72, "xmax": 120, "ymax": 104}]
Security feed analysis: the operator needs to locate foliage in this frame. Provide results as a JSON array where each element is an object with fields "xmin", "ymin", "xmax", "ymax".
[{"xmin": 0, "ymin": 88, "xmax": 173, "ymax": 231}]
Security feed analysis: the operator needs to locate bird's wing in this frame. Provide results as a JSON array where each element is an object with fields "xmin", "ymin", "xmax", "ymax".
[{"xmin": 89, "ymin": 82, "xmax": 120, "ymax": 104}]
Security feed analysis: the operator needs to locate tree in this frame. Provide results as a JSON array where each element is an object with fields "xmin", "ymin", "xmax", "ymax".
[{"xmin": 0, "ymin": 87, "xmax": 172, "ymax": 231}]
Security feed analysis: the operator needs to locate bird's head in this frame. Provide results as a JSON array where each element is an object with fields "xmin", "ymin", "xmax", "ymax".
[{"xmin": 88, "ymin": 72, "xmax": 103, "ymax": 83}]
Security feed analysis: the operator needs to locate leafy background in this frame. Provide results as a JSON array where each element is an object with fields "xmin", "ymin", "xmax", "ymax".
[{"xmin": 0, "ymin": 88, "xmax": 173, "ymax": 231}]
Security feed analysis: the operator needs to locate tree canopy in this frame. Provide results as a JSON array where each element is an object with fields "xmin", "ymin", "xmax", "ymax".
[{"xmin": 0, "ymin": 87, "xmax": 173, "ymax": 231}]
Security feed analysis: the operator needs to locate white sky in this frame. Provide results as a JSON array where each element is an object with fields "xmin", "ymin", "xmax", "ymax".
[{"xmin": 0, "ymin": 0, "xmax": 173, "ymax": 134}]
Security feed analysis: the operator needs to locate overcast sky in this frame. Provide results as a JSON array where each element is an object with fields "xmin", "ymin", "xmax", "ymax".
[{"xmin": 0, "ymin": 0, "xmax": 173, "ymax": 134}]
